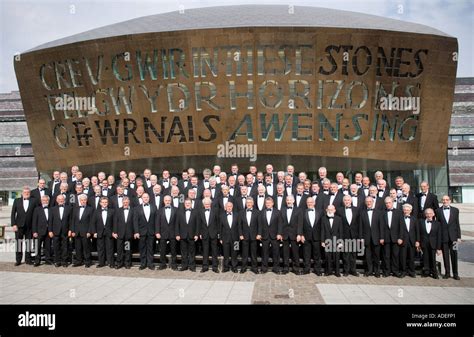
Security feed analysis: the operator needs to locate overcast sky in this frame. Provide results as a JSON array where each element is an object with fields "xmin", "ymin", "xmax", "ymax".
[{"xmin": 0, "ymin": 0, "xmax": 472, "ymax": 92}]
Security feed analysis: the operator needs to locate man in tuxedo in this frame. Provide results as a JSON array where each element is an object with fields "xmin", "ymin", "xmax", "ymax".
[
  {"xmin": 133, "ymin": 193, "xmax": 156, "ymax": 270},
  {"xmin": 349, "ymin": 184, "xmax": 364, "ymax": 210},
  {"xmin": 420, "ymin": 208, "xmax": 442, "ymax": 279},
  {"xmin": 284, "ymin": 175, "xmax": 295, "ymax": 197},
  {"xmin": 32, "ymin": 195, "xmax": 52, "ymax": 266},
  {"xmin": 366, "ymin": 186, "xmax": 385, "ymax": 210},
  {"xmin": 48, "ymin": 194, "xmax": 73, "ymax": 267},
  {"xmin": 48, "ymin": 171, "xmax": 61, "ymax": 195},
  {"xmin": 389, "ymin": 189, "xmax": 402, "ymax": 210},
  {"xmin": 11, "ymin": 187, "xmax": 36, "ymax": 265},
  {"xmin": 281, "ymin": 195, "xmax": 303, "ymax": 274},
  {"xmin": 381, "ymin": 197, "xmax": 404, "ymax": 277},
  {"xmin": 264, "ymin": 173, "xmax": 276, "ymax": 197},
  {"xmin": 92, "ymin": 197, "xmax": 115, "ymax": 268},
  {"xmin": 376, "ymin": 179, "xmax": 390, "ymax": 200},
  {"xmin": 257, "ymin": 197, "xmax": 283, "ymax": 274},
  {"xmin": 253, "ymin": 185, "xmax": 267, "ymax": 211},
  {"xmin": 178, "ymin": 170, "xmax": 190, "ymax": 192},
  {"xmin": 176, "ymin": 198, "xmax": 199, "ymax": 271},
  {"xmin": 213, "ymin": 185, "xmax": 234, "ymax": 211},
  {"xmin": 310, "ymin": 182, "xmax": 328, "ymax": 211},
  {"xmin": 399, "ymin": 204, "xmax": 420, "ymax": 278},
  {"xmin": 417, "ymin": 181, "xmax": 439, "ymax": 219},
  {"xmin": 71, "ymin": 194, "xmax": 93, "ymax": 267},
  {"xmin": 198, "ymin": 197, "xmax": 220, "ymax": 273},
  {"xmin": 150, "ymin": 184, "xmax": 164, "ymax": 210},
  {"xmin": 31, "ymin": 179, "xmax": 51, "ymax": 206},
  {"xmin": 238, "ymin": 197, "xmax": 260, "ymax": 274},
  {"xmin": 359, "ymin": 176, "xmax": 371, "ymax": 198},
  {"xmin": 110, "ymin": 185, "xmax": 126, "ymax": 209},
  {"xmin": 321, "ymin": 205, "xmax": 343, "ymax": 277},
  {"xmin": 155, "ymin": 195, "xmax": 178, "ymax": 270},
  {"xmin": 359, "ymin": 196, "xmax": 384, "ymax": 277},
  {"xmin": 436, "ymin": 195, "xmax": 462, "ymax": 280},
  {"xmin": 50, "ymin": 182, "xmax": 70, "ymax": 207},
  {"xmin": 399, "ymin": 183, "xmax": 418, "ymax": 218},
  {"xmin": 301, "ymin": 197, "xmax": 324, "ymax": 275},
  {"xmin": 327, "ymin": 183, "xmax": 343, "ymax": 208},
  {"xmin": 294, "ymin": 183, "xmax": 308, "ymax": 209},
  {"xmin": 236, "ymin": 186, "xmax": 249, "ymax": 211},
  {"xmin": 88, "ymin": 185, "xmax": 103, "ymax": 210},
  {"xmin": 113, "ymin": 196, "xmax": 134, "ymax": 269},
  {"xmin": 220, "ymin": 201, "xmax": 240, "ymax": 273},
  {"xmin": 273, "ymin": 183, "xmax": 286, "ymax": 211},
  {"xmin": 337, "ymin": 195, "xmax": 360, "ymax": 276}
]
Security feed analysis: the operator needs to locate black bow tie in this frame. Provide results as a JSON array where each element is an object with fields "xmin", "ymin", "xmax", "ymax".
[
  {"xmin": 163, "ymin": 179, "xmax": 168, "ymax": 182},
  {"xmin": 266, "ymin": 209, "xmax": 272, "ymax": 212},
  {"xmin": 165, "ymin": 206, "xmax": 171, "ymax": 209},
  {"xmin": 80, "ymin": 206, "xmax": 85, "ymax": 208},
  {"xmin": 59, "ymin": 205, "xmax": 64, "ymax": 208},
  {"xmin": 123, "ymin": 208, "xmax": 129, "ymax": 210},
  {"xmin": 102, "ymin": 208, "xmax": 107, "ymax": 211},
  {"xmin": 352, "ymin": 194, "xmax": 357, "ymax": 197},
  {"xmin": 422, "ymin": 193, "xmax": 427, "ymax": 196},
  {"xmin": 143, "ymin": 204, "xmax": 149, "ymax": 207},
  {"xmin": 327, "ymin": 216, "xmax": 334, "ymax": 219},
  {"xmin": 266, "ymin": 184, "xmax": 272, "ymax": 186},
  {"xmin": 345, "ymin": 207, "xmax": 352, "ymax": 209},
  {"xmin": 154, "ymin": 194, "xmax": 160, "ymax": 197},
  {"xmin": 367, "ymin": 209, "xmax": 373, "ymax": 212},
  {"xmin": 204, "ymin": 180, "xmax": 208, "ymax": 182},
  {"xmin": 403, "ymin": 195, "xmax": 408, "ymax": 198},
  {"xmin": 297, "ymin": 194, "xmax": 303, "ymax": 197},
  {"xmin": 205, "ymin": 209, "xmax": 210, "ymax": 212},
  {"xmin": 426, "ymin": 221, "xmax": 432, "ymax": 223},
  {"xmin": 23, "ymin": 198, "xmax": 29, "ymax": 201},
  {"xmin": 363, "ymin": 187, "xmax": 368, "ymax": 189},
  {"xmin": 247, "ymin": 209, "xmax": 253, "ymax": 212},
  {"xmin": 185, "ymin": 209, "xmax": 191, "ymax": 212},
  {"xmin": 405, "ymin": 216, "xmax": 410, "ymax": 219},
  {"xmin": 287, "ymin": 207, "xmax": 293, "ymax": 209},
  {"xmin": 387, "ymin": 209, "xmax": 393, "ymax": 212},
  {"xmin": 54, "ymin": 180, "xmax": 60, "ymax": 183},
  {"xmin": 308, "ymin": 209, "xmax": 314, "ymax": 212},
  {"xmin": 118, "ymin": 195, "xmax": 123, "ymax": 198},
  {"xmin": 226, "ymin": 212, "xmax": 232, "ymax": 216},
  {"xmin": 443, "ymin": 207, "xmax": 450, "ymax": 210},
  {"xmin": 39, "ymin": 188, "xmax": 44, "ymax": 191},
  {"xmin": 277, "ymin": 194, "xmax": 283, "ymax": 197},
  {"xmin": 173, "ymin": 197, "xmax": 179, "ymax": 199},
  {"xmin": 259, "ymin": 195, "xmax": 264, "ymax": 198},
  {"xmin": 43, "ymin": 206, "xmax": 48, "ymax": 209}
]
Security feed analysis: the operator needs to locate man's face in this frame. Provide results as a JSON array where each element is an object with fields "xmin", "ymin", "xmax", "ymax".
[
  {"xmin": 41, "ymin": 196, "xmax": 49, "ymax": 206},
  {"xmin": 246, "ymin": 200, "xmax": 254, "ymax": 209},
  {"xmin": 123, "ymin": 199, "xmax": 130, "ymax": 208},
  {"xmin": 420, "ymin": 183, "xmax": 429, "ymax": 193},
  {"xmin": 306, "ymin": 198, "xmax": 315, "ymax": 209},
  {"xmin": 38, "ymin": 180, "xmax": 46, "ymax": 189},
  {"xmin": 264, "ymin": 199, "xmax": 273, "ymax": 209},
  {"xmin": 425, "ymin": 209, "xmax": 434, "ymax": 220},
  {"xmin": 100, "ymin": 199, "xmax": 108, "ymax": 208},
  {"xmin": 362, "ymin": 177, "xmax": 370, "ymax": 186},
  {"xmin": 442, "ymin": 196, "xmax": 450, "ymax": 206},
  {"xmin": 142, "ymin": 194, "xmax": 150, "ymax": 203},
  {"xmin": 184, "ymin": 200, "xmax": 192, "ymax": 209},
  {"xmin": 225, "ymin": 203, "xmax": 233, "ymax": 213}
]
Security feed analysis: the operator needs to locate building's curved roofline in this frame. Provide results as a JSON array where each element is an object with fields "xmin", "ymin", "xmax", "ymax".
[{"xmin": 26, "ymin": 4, "xmax": 451, "ymax": 53}]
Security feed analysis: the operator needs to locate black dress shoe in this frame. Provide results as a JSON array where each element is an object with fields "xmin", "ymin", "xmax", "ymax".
[
  {"xmin": 55, "ymin": 263, "xmax": 61, "ymax": 268},
  {"xmin": 85, "ymin": 264, "xmax": 91, "ymax": 268},
  {"xmin": 72, "ymin": 263, "xmax": 84, "ymax": 267},
  {"xmin": 15, "ymin": 262, "xmax": 21, "ymax": 266},
  {"xmin": 96, "ymin": 264, "xmax": 105, "ymax": 268},
  {"xmin": 374, "ymin": 273, "xmax": 381, "ymax": 278},
  {"xmin": 25, "ymin": 260, "xmax": 33, "ymax": 265},
  {"xmin": 301, "ymin": 269, "xmax": 310, "ymax": 275},
  {"xmin": 421, "ymin": 273, "xmax": 428, "ymax": 278},
  {"xmin": 382, "ymin": 272, "xmax": 390, "ymax": 278},
  {"xmin": 335, "ymin": 273, "xmax": 341, "ymax": 277},
  {"xmin": 408, "ymin": 273, "xmax": 416, "ymax": 278},
  {"xmin": 222, "ymin": 268, "xmax": 229, "ymax": 273},
  {"xmin": 350, "ymin": 272, "xmax": 359, "ymax": 277},
  {"xmin": 125, "ymin": 265, "xmax": 131, "ymax": 269},
  {"xmin": 240, "ymin": 268, "xmax": 247, "ymax": 274},
  {"xmin": 179, "ymin": 267, "xmax": 188, "ymax": 272},
  {"xmin": 343, "ymin": 273, "xmax": 349, "ymax": 277},
  {"xmin": 443, "ymin": 274, "xmax": 450, "ymax": 279},
  {"xmin": 251, "ymin": 268, "xmax": 259, "ymax": 274},
  {"xmin": 34, "ymin": 262, "xmax": 41, "ymax": 267},
  {"xmin": 159, "ymin": 265, "xmax": 167, "ymax": 270},
  {"xmin": 261, "ymin": 268, "xmax": 268, "ymax": 274},
  {"xmin": 190, "ymin": 267, "xmax": 196, "ymax": 272},
  {"xmin": 453, "ymin": 275, "xmax": 460, "ymax": 280},
  {"xmin": 62, "ymin": 263, "xmax": 68, "ymax": 268},
  {"xmin": 232, "ymin": 268, "xmax": 238, "ymax": 273},
  {"xmin": 364, "ymin": 272, "xmax": 370, "ymax": 277},
  {"xmin": 212, "ymin": 268, "xmax": 219, "ymax": 273},
  {"xmin": 139, "ymin": 265, "xmax": 146, "ymax": 270},
  {"xmin": 115, "ymin": 265, "xmax": 123, "ymax": 269},
  {"xmin": 200, "ymin": 267, "xmax": 209, "ymax": 273},
  {"xmin": 281, "ymin": 270, "xmax": 289, "ymax": 275},
  {"xmin": 45, "ymin": 260, "xmax": 53, "ymax": 265},
  {"xmin": 171, "ymin": 265, "xmax": 178, "ymax": 270},
  {"xmin": 432, "ymin": 274, "xmax": 439, "ymax": 279},
  {"xmin": 148, "ymin": 266, "xmax": 155, "ymax": 270},
  {"xmin": 315, "ymin": 271, "xmax": 322, "ymax": 276}
]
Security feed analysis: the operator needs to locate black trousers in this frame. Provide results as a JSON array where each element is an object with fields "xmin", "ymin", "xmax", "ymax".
[
  {"xmin": 34, "ymin": 234, "xmax": 51, "ymax": 264},
  {"xmin": 180, "ymin": 239, "xmax": 196, "ymax": 268},
  {"xmin": 15, "ymin": 226, "xmax": 32, "ymax": 264},
  {"xmin": 343, "ymin": 251, "xmax": 357, "ymax": 274},
  {"xmin": 159, "ymin": 238, "xmax": 178, "ymax": 267},
  {"xmin": 242, "ymin": 240, "xmax": 258, "ymax": 269},
  {"xmin": 382, "ymin": 242, "xmax": 400, "ymax": 274},
  {"xmin": 97, "ymin": 235, "xmax": 115, "ymax": 266},
  {"xmin": 365, "ymin": 242, "xmax": 381, "ymax": 274},
  {"xmin": 442, "ymin": 242, "xmax": 459, "ymax": 277},
  {"xmin": 262, "ymin": 239, "xmax": 280, "ymax": 271},
  {"xmin": 202, "ymin": 237, "xmax": 218, "ymax": 268},
  {"xmin": 400, "ymin": 243, "xmax": 416, "ymax": 275},
  {"xmin": 116, "ymin": 238, "xmax": 132, "ymax": 267},
  {"xmin": 283, "ymin": 240, "xmax": 301, "ymax": 271},
  {"xmin": 53, "ymin": 235, "xmax": 68, "ymax": 264},
  {"xmin": 74, "ymin": 235, "xmax": 91, "ymax": 264},
  {"xmin": 138, "ymin": 235, "xmax": 154, "ymax": 267},
  {"xmin": 422, "ymin": 243, "xmax": 438, "ymax": 276},
  {"xmin": 222, "ymin": 240, "xmax": 238, "ymax": 269},
  {"xmin": 325, "ymin": 252, "xmax": 340, "ymax": 274},
  {"xmin": 303, "ymin": 240, "xmax": 322, "ymax": 272}
]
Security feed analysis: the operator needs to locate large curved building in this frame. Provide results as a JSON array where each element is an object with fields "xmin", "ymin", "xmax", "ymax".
[{"xmin": 14, "ymin": 5, "xmax": 458, "ymax": 181}]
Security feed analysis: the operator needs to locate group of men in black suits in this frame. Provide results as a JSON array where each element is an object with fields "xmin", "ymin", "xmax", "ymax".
[{"xmin": 10, "ymin": 165, "xmax": 462, "ymax": 279}]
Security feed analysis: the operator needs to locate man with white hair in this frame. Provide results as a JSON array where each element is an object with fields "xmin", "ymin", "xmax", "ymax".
[
  {"xmin": 400, "ymin": 183, "xmax": 418, "ymax": 218},
  {"xmin": 11, "ymin": 186, "xmax": 36, "ymax": 266},
  {"xmin": 399, "ymin": 203, "xmax": 419, "ymax": 278},
  {"xmin": 71, "ymin": 194, "xmax": 93, "ymax": 267},
  {"xmin": 32, "ymin": 195, "xmax": 53, "ymax": 266}
]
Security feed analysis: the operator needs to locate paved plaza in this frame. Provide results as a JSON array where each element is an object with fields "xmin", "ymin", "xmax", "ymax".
[{"xmin": 1, "ymin": 204, "xmax": 473, "ymax": 305}]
